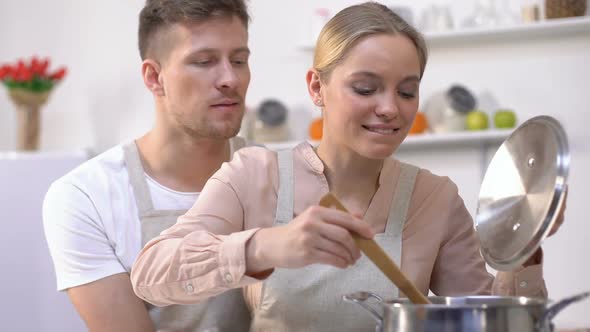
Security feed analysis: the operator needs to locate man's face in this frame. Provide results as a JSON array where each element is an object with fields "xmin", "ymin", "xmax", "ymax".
[{"xmin": 158, "ymin": 16, "xmax": 250, "ymax": 139}]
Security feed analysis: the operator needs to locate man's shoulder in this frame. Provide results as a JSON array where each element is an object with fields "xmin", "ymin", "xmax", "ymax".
[
  {"xmin": 43, "ymin": 144, "xmax": 136, "ymax": 291},
  {"xmin": 50, "ymin": 144, "xmax": 128, "ymax": 195},
  {"xmin": 43, "ymin": 143, "xmax": 133, "ymax": 235}
]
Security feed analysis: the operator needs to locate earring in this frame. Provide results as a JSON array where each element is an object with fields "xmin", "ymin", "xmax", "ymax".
[{"xmin": 315, "ymin": 98, "xmax": 324, "ymax": 107}]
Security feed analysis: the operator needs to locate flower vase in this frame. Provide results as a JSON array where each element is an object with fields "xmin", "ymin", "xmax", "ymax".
[{"xmin": 8, "ymin": 89, "xmax": 50, "ymax": 151}]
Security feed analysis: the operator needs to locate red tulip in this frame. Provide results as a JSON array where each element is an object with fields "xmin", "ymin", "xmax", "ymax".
[
  {"xmin": 49, "ymin": 67, "xmax": 67, "ymax": 80},
  {"xmin": 0, "ymin": 65, "xmax": 13, "ymax": 80},
  {"xmin": 38, "ymin": 58, "xmax": 50, "ymax": 77},
  {"xmin": 30, "ymin": 56, "xmax": 42, "ymax": 76},
  {"xmin": 14, "ymin": 61, "xmax": 32, "ymax": 82},
  {"xmin": 1, "ymin": 56, "xmax": 66, "ymax": 92},
  {"xmin": 16, "ymin": 60, "xmax": 25, "ymax": 73}
]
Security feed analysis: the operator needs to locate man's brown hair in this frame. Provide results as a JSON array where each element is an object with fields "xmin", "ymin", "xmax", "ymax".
[{"xmin": 138, "ymin": 0, "xmax": 250, "ymax": 60}]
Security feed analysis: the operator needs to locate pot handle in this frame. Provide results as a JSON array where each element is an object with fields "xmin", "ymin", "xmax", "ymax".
[
  {"xmin": 537, "ymin": 291, "xmax": 590, "ymax": 331},
  {"xmin": 343, "ymin": 291, "xmax": 384, "ymax": 329}
]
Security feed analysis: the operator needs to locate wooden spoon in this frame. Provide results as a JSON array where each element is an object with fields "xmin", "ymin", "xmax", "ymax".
[{"xmin": 319, "ymin": 192, "xmax": 431, "ymax": 304}]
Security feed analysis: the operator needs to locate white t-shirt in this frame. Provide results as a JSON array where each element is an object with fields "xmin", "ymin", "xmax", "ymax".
[{"xmin": 43, "ymin": 144, "xmax": 202, "ymax": 291}]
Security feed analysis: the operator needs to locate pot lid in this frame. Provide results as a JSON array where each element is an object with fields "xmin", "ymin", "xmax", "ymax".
[{"xmin": 475, "ymin": 116, "xmax": 569, "ymax": 271}]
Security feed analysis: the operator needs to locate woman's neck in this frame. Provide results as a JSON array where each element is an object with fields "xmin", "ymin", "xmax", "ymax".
[{"xmin": 316, "ymin": 139, "xmax": 383, "ymax": 216}]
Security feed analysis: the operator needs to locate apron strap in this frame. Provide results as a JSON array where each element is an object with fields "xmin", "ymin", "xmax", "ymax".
[
  {"xmin": 274, "ymin": 149, "xmax": 294, "ymax": 225},
  {"xmin": 385, "ymin": 162, "xmax": 419, "ymax": 236},
  {"xmin": 122, "ymin": 141, "xmax": 155, "ymax": 216},
  {"xmin": 272, "ymin": 151, "xmax": 418, "ymax": 235},
  {"xmin": 384, "ymin": 162, "xmax": 418, "ymax": 297},
  {"xmin": 125, "ymin": 137, "xmax": 248, "ymax": 219}
]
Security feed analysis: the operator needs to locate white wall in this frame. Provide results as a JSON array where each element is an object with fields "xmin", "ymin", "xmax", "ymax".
[
  {"xmin": 1, "ymin": 0, "xmax": 589, "ymax": 329},
  {"xmin": 0, "ymin": 152, "xmax": 87, "ymax": 332},
  {"xmin": 0, "ymin": 1, "xmax": 150, "ymax": 152}
]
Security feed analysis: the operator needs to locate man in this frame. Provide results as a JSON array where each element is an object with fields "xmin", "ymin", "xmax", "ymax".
[{"xmin": 43, "ymin": 1, "xmax": 252, "ymax": 331}]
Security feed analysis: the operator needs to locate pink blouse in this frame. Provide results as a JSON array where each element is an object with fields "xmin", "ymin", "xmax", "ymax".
[{"xmin": 131, "ymin": 143, "xmax": 546, "ymax": 308}]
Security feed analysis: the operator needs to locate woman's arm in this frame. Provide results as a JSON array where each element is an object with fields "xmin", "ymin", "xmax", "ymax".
[
  {"xmin": 429, "ymin": 179, "xmax": 494, "ymax": 296},
  {"xmin": 131, "ymin": 176, "xmax": 264, "ymax": 306},
  {"xmin": 131, "ymin": 146, "xmax": 376, "ymax": 306},
  {"xmin": 429, "ymin": 179, "xmax": 547, "ymax": 297}
]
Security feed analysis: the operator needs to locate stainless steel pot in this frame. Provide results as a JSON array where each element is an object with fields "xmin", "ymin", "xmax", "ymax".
[{"xmin": 344, "ymin": 291, "xmax": 589, "ymax": 332}]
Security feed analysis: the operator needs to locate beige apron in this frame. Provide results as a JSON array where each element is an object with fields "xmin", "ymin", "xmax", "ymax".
[
  {"xmin": 124, "ymin": 137, "xmax": 252, "ymax": 332},
  {"xmin": 251, "ymin": 149, "xmax": 419, "ymax": 332}
]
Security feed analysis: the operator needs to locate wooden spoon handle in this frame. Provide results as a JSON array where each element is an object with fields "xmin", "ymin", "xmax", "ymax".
[{"xmin": 319, "ymin": 193, "xmax": 431, "ymax": 304}]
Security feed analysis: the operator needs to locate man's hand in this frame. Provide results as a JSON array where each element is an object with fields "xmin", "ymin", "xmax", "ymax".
[{"xmin": 67, "ymin": 273, "xmax": 155, "ymax": 332}]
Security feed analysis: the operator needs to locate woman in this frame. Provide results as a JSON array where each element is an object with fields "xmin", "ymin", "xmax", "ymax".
[{"xmin": 131, "ymin": 3, "xmax": 563, "ymax": 331}]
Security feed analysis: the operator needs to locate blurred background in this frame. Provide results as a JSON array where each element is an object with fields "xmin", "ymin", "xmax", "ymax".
[{"xmin": 0, "ymin": 0, "xmax": 589, "ymax": 330}]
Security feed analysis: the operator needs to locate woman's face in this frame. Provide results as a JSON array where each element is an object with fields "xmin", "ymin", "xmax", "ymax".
[{"xmin": 319, "ymin": 33, "xmax": 421, "ymax": 160}]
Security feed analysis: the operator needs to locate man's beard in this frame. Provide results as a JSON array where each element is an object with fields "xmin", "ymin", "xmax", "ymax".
[{"xmin": 177, "ymin": 114, "xmax": 243, "ymax": 140}]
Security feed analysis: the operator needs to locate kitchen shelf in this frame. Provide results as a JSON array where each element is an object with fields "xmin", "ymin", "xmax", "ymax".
[
  {"xmin": 399, "ymin": 129, "xmax": 512, "ymax": 148},
  {"xmin": 0, "ymin": 149, "xmax": 90, "ymax": 160},
  {"xmin": 264, "ymin": 129, "xmax": 512, "ymax": 151},
  {"xmin": 297, "ymin": 16, "xmax": 590, "ymax": 50},
  {"xmin": 426, "ymin": 16, "xmax": 590, "ymax": 46}
]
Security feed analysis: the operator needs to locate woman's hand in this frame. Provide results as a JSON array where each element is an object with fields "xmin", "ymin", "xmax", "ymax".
[
  {"xmin": 522, "ymin": 185, "xmax": 568, "ymax": 267},
  {"xmin": 548, "ymin": 184, "xmax": 568, "ymax": 237},
  {"xmin": 245, "ymin": 205, "xmax": 374, "ymax": 274}
]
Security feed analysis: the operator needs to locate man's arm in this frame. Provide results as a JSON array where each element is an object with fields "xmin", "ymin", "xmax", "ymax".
[
  {"xmin": 68, "ymin": 273, "xmax": 155, "ymax": 332},
  {"xmin": 43, "ymin": 181, "xmax": 155, "ymax": 331}
]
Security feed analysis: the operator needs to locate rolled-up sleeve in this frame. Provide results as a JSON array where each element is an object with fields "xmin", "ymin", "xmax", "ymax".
[
  {"xmin": 131, "ymin": 171, "xmax": 266, "ymax": 306},
  {"xmin": 493, "ymin": 257, "xmax": 547, "ymax": 298}
]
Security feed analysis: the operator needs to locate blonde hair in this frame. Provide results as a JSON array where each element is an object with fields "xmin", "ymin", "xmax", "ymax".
[{"xmin": 314, "ymin": 2, "xmax": 428, "ymax": 81}]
